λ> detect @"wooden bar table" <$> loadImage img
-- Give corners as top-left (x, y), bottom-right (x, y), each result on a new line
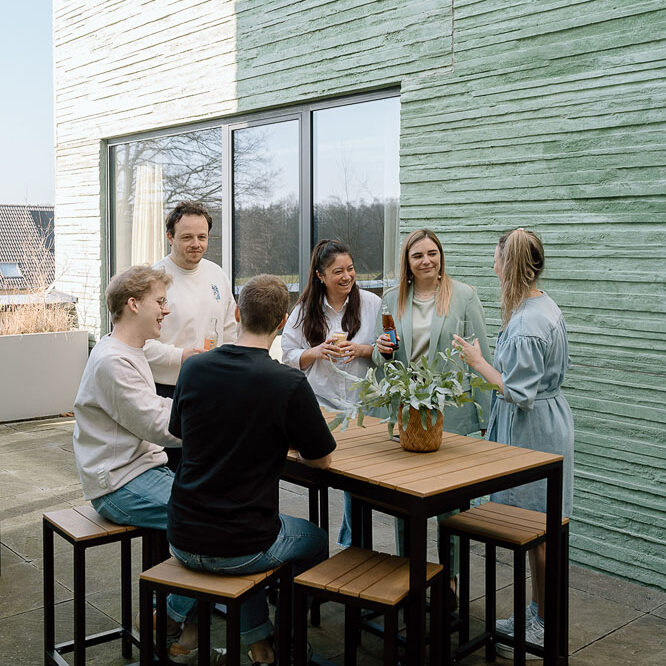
top-left (283, 413), bottom-right (566, 665)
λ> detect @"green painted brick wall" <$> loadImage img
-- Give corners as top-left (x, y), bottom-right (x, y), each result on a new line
top-left (231, 0), bottom-right (666, 589)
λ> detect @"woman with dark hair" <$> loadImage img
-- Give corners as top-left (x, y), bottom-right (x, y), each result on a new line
top-left (282, 239), bottom-right (382, 545)
top-left (453, 228), bottom-right (574, 658)
top-left (374, 228), bottom-right (493, 609)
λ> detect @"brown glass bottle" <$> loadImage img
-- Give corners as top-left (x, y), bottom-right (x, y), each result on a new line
top-left (381, 304), bottom-right (399, 359)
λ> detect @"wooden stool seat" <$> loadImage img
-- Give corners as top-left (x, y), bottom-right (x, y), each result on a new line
top-left (43, 505), bottom-right (156, 666)
top-left (44, 504), bottom-right (138, 540)
top-left (438, 502), bottom-right (569, 666)
top-left (439, 501), bottom-right (569, 545)
top-left (139, 557), bottom-right (292, 665)
top-left (141, 556), bottom-right (280, 599)
top-left (294, 547), bottom-right (443, 665)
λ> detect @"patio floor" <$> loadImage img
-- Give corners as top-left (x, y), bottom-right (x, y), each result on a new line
top-left (1, 416), bottom-right (665, 665)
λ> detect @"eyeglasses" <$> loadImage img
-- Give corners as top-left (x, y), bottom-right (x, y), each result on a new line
top-left (156, 297), bottom-right (169, 309)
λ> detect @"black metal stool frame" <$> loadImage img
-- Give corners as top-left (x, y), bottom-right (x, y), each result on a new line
top-left (439, 521), bottom-right (569, 665)
top-left (293, 567), bottom-right (444, 666)
top-left (43, 517), bottom-right (156, 666)
top-left (139, 561), bottom-right (292, 666)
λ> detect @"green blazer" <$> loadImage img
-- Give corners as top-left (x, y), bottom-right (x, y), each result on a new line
top-left (372, 279), bottom-right (493, 435)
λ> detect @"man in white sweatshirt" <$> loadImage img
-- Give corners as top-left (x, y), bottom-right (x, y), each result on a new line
top-left (144, 201), bottom-right (237, 470)
top-left (73, 265), bottom-right (217, 663)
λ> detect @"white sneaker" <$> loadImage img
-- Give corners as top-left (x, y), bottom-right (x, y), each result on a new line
top-left (168, 643), bottom-right (227, 665)
top-left (496, 615), bottom-right (544, 661)
top-left (495, 603), bottom-right (538, 635)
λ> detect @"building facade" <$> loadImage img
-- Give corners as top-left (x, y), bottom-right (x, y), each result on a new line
top-left (53, 1), bottom-right (665, 588)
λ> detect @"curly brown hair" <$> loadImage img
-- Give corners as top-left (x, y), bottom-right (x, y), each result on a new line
top-left (165, 201), bottom-right (213, 236)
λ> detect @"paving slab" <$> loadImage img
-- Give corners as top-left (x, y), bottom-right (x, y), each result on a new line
top-left (572, 612), bottom-right (666, 665)
top-left (0, 600), bottom-right (120, 666)
top-left (1, 502), bottom-right (77, 561)
top-left (1, 541), bottom-right (25, 567)
top-left (651, 602), bottom-right (666, 620)
top-left (0, 559), bottom-right (71, 619)
top-left (569, 562), bottom-right (666, 613)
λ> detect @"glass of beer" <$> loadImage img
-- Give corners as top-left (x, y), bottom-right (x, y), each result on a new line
top-left (330, 331), bottom-right (348, 363)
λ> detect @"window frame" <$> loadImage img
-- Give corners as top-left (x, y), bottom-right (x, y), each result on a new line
top-left (105, 88), bottom-right (400, 329)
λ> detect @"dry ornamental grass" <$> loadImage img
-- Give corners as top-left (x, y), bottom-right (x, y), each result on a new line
top-left (0, 223), bottom-right (77, 335)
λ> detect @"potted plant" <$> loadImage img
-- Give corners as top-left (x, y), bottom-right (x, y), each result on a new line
top-left (329, 348), bottom-right (497, 452)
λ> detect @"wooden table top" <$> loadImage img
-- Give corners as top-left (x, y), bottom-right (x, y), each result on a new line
top-left (288, 412), bottom-right (562, 499)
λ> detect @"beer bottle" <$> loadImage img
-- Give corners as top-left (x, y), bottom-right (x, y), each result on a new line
top-left (381, 302), bottom-right (399, 359)
top-left (203, 317), bottom-right (218, 351)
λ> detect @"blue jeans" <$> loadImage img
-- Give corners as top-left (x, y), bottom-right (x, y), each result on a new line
top-left (338, 492), bottom-right (374, 548)
top-left (171, 514), bottom-right (328, 646)
top-left (91, 465), bottom-right (196, 623)
top-left (337, 492), bottom-right (353, 547)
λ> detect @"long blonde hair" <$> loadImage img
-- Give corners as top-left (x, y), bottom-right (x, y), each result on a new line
top-left (396, 229), bottom-right (452, 319)
top-left (497, 228), bottom-right (544, 327)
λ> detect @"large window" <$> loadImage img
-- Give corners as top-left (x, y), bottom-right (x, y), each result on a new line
top-left (110, 128), bottom-right (223, 273)
top-left (108, 92), bottom-right (399, 305)
top-left (313, 97), bottom-right (400, 294)
top-left (232, 120), bottom-right (300, 303)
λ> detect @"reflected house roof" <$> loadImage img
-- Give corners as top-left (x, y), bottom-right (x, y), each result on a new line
top-left (0, 204), bottom-right (55, 291)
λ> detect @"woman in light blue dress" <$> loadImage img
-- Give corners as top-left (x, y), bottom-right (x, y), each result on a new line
top-left (454, 228), bottom-right (574, 656)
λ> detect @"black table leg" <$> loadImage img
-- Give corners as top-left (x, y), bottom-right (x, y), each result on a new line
top-left (43, 521), bottom-right (55, 665)
top-left (406, 507), bottom-right (427, 665)
top-left (544, 462), bottom-right (563, 665)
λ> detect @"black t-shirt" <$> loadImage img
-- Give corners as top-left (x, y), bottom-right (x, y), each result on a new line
top-left (167, 344), bottom-right (336, 557)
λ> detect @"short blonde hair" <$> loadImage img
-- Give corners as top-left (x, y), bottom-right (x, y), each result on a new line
top-left (106, 265), bottom-right (172, 323)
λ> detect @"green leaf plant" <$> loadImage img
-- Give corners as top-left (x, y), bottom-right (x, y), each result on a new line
top-left (327, 347), bottom-right (497, 436)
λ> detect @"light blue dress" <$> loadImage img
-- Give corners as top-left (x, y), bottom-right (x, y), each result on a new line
top-left (488, 292), bottom-right (574, 517)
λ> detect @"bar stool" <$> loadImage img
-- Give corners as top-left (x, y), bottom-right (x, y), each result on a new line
top-left (438, 501), bottom-right (569, 665)
top-left (42, 505), bottom-right (157, 666)
top-left (139, 557), bottom-right (292, 665)
top-left (293, 546), bottom-right (443, 666)
top-left (279, 474), bottom-right (329, 626)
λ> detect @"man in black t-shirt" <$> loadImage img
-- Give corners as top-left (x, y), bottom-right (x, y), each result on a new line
top-left (167, 274), bottom-right (336, 665)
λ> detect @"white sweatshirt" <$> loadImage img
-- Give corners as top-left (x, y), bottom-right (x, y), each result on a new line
top-left (144, 255), bottom-right (237, 385)
top-left (73, 335), bottom-right (181, 500)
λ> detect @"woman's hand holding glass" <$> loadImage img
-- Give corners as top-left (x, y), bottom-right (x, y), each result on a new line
top-left (452, 333), bottom-right (483, 370)
top-left (312, 337), bottom-right (346, 363)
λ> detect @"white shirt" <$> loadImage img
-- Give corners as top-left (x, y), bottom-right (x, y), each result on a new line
top-left (144, 255), bottom-right (237, 385)
top-left (281, 289), bottom-right (382, 409)
top-left (73, 335), bottom-right (180, 500)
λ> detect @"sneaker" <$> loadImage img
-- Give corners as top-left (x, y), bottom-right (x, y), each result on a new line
top-left (496, 615), bottom-right (544, 661)
top-left (168, 643), bottom-right (227, 665)
top-left (133, 609), bottom-right (181, 648)
top-left (495, 604), bottom-right (538, 635)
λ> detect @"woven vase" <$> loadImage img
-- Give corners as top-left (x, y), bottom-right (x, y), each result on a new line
top-left (397, 406), bottom-right (443, 452)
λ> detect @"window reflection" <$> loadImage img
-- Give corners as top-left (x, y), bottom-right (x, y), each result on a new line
top-left (111, 128), bottom-right (223, 273)
top-left (232, 120), bottom-right (300, 304)
top-left (313, 97), bottom-right (400, 295)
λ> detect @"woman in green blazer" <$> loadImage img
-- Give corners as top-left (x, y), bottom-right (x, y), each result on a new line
top-left (374, 229), bottom-right (492, 432)
top-left (374, 228), bottom-right (493, 608)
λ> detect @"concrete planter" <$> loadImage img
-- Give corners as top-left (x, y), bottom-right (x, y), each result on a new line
top-left (0, 329), bottom-right (89, 422)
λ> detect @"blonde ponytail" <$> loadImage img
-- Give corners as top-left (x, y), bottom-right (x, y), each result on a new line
top-left (498, 228), bottom-right (544, 327)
